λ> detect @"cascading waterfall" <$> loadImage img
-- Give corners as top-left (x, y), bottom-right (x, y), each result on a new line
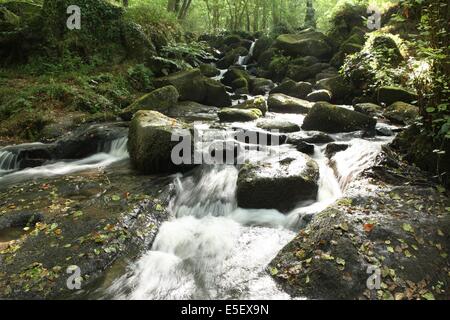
top-left (0, 150), bottom-right (18, 175)
top-left (0, 137), bottom-right (129, 186)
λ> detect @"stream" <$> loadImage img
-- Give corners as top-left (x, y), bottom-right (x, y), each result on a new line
top-left (0, 44), bottom-right (395, 300)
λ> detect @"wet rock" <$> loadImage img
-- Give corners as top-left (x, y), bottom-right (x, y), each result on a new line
top-left (237, 154), bottom-right (320, 212)
top-left (270, 80), bottom-right (313, 99)
top-left (2, 143), bottom-right (54, 169)
top-left (203, 78), bottom-right (232, 107)
top-left (128, 111), bottom-right (193, 174)
top-left (377, 87), bottom-right (418, 106)
top-left (218, 108), bottom-right (262, 123)
top-left (234, 96), bottom-right (268, 116)
top-left (354, 103), bottom-right (383, 116)
top-left (275, 31), bottom-right (333, 59)
top-left (217, 46), bottom-right (248, 69)
top-left (306, 90), bottom-right (332, 102)
top-left (168, 101), bottom-right (219, 122)
top-left (270, 150), bottom-right (450, 299)
top-left (325, 143), bottom-right (349, 158)
top-left (257, 119), bottom-right (301, 133)
top-left (0, 211), bottom-right (43, 230)
top-left (383, 102), bottom-right (419, 125)
top-left (302, 102), bottom-right (377, 133)
top-left (288, 132), bottom-right (335, 146)
top-left (253, 36), bottom-right (273, 61)
top-left (55, 123), bottom-right (128, 159)
top-left (120, 85), bottom-right (179, 121)
top-left (249, 77), bottom-right (275, 95)
top-left (292, 141), bottom-right (315, 155)
top-left (268, 94), bottom-right (313, 114)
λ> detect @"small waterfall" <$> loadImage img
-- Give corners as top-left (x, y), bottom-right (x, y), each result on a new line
top-left (243, 41), bottom-right (256, 65)
top-left (0, 150), bottom-right (18, 171)
top-left (103, 137), bottom-right (129, 158)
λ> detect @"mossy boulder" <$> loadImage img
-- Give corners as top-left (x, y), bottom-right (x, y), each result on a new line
top-left (275, 31), bottom-right (333, 58)
top-left (249, 77), bottom-right (275, 95)
top-left (218, 108), bottom-right (262, 122)
top-left (286, 63), bottom-right (330, 82)
top-left (354, 103), bottom-right (383, 116)
top-left (258, 48), bottom-right (277, 70)
top-left (199, 64), bottom-right (220, 77)
top-left (168, 101), bottom-right (219, 122)
top-left (302, 102), bottom-right (377, 133)
top-left (222, 67), bottom-right (250, 87)
top-left (236, 154), bottom-right (320, 212)
top-left (306, 90), bottom-right (332, 102)
top-left (128, 110), bottom-right (193, 174)
top-left (235, 96), bottom-right (268, 115)
top-left (383, 102), bottom-right (419, 125)
top-left (154, 69), bottom-right (231, 107)
top-left (268, 94), bottom-right (313, 114)
top-left (270, 80), bottom-right (313, 99)
top-left (377, 87), bottom-right (417, 106)
top-left (120, 85), bottom-right (179, 121)
top-left (253, 36), bottom-right (274, 61)
top-left (316, 75), bottom-right (354, 104)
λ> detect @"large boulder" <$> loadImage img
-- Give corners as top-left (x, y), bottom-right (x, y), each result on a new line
top-left (383, 102), bottom-right (419, 125)
top-left (199, 64), bottom-right (220, 77)
top-left (253, 36), bottom-right (274, 61)
top-left (306, 90), bottom-right (332, 102)
top-left (120, 85), bottom-right (179, 121)
top-left (249, 77), bottom-right (275, 95)
top-left (354, 103), bottom-right (383, 117)
top-left (275, 31), bottom-right (333, 58)
top-left (218, 108), bottom-right (262, 122)
top-left (236, 154), bottom-right (320, 212)
top-left (377, 87), bottom-right (418, 106)
top-left (286, 63), bottom-right (330, 82)
top-left (302, 102), bottom-right (377, 133)
top-left (216, 46), bottom-right (248, 69)
top-left (316, 75), bottom-right (353, 104)
top-left (270, 80), bottom-right (313, 99)
top-left (154, 69), bottom-right (231, 107)
top-left (128, 111), bottom-right (193, 174)
top-left (268, 94), bottom-right (313, 114)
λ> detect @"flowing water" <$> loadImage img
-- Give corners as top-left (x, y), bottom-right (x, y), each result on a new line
top-left (0, 137), bottom-right (129, 187)
top-left (102, 113), bottom-right (393, 300)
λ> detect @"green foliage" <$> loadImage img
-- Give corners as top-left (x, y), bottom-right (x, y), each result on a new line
top-left (127, 64), bottom-right (154, 91)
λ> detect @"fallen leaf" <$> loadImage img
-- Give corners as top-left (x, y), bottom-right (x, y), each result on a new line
top-left (364, 223), bottom-right (375, 233)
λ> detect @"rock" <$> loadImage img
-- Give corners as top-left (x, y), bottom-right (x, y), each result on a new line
top-left (203, 78), bottom-right (232, 107)
top-left (316, 75), bottom-right (353, 103)
top-left (293, 141), bottom-right (315, 155)
top-left (1, 143), bottom-right (54, 169)
top-left (223, 34), bottom-right (242, 46)
top-left (275, 31), bottom-right (333, 58)
top-left (268, 94), bottom-right (313, 114)
top-left (154, 69), bottom-right (205, 102)
top-left (120, 85), bottom-right (179, 121)
top-left (249, 77), bottom-right (275, 95)
top-left (354, 103), bottom-right (383, 116)
top-left (234, 96), bottom-right (268, 115)
top-left (377, 86), bottom-right (418, 106)
top-left (217, 46), bottom-right (248, 69)
top-left (253, 36), bottom-right (273, 61)
top-left (154, 69), bottom-right (231, 107)
top-left (200, 64), bottom-right (220, 77)
top-left (286, 63), bottom-right (330, 82)
top-left (257, 119), bottom-right (301, 133)
top-left (270, 80), bottom-right (313, 99)
top-left (222, 67), bottom-right (250, 87)
top-left (288, 132), bottom-right (335, 145)
top-left (325, 143), bottom-right (349, 158)
top-left (269, 154), bottom-right (450, 299)
top-left (168, 101), bottom-right (219, 122)
top-left (302, 102), bottom-right (377, 133)
top-left (55, 123), bottom-right (128, 159)
top-left (128, 111), bottom-right (193, 174)
top-left (383, 102), bottom-right (419, 125)
top-left (218, 108), bottom-right (262, 122)
top-left (236, 154), bottom-right (320, 212)
top-left (306, 90), bottom-right (332, 102)
top-left (258, 48), bottom-right (277, 69)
